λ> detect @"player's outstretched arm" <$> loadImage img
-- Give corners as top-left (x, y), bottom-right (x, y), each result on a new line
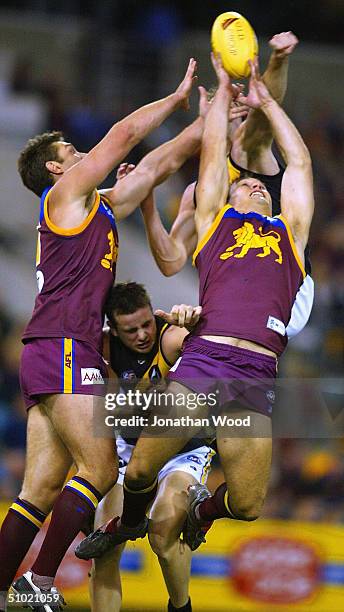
top-left (195, 53), bottom-right (232, 242)
top-left (141, 182), bottom-right (197, 276)
top-left (242, 59), bottom-right (314, 253)
top-left (50, 59), bottom-right (197, 207)
top-left (103, 115), bottom-right (204, 221)
top-left (231, 32), bottom-right (298, 174)
top-left (102, 85), bottom-right (210, 222)
top-left (138, 87), bottom-right (211, 273)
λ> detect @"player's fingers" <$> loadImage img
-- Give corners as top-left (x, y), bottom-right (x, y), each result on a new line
top-left (154, 309), bottom-right (171, 322)
top-left (184, 305), bottom-right (195, 325)
top-left (198, 85), bottom-right (208, 99)
top-left (230, 108), bottom-right (248, 120)
top-left (186, 57), bottom-right (197, 78)
top-left (170, 305), bottom-right (184, 325)
top-left (211, 51), bottom-right (220, 71)
top-left (116, 163), bottom-right (128, 178)
top-left (190, 305), bottom-right (202, 324)
top-left (173, 304), bottom-right (186, 327)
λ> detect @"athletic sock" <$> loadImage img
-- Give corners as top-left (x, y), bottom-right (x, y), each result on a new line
top-left (0, 497), bottom-right (46, 592)
top-left (197, 483), bottom-right (237, 521)
top-left (31, 476), bottom-right (102, 579)
top-left (122, 478), bottom-right (158, 527)
top-left (168, 597), bottom-right (192, 611)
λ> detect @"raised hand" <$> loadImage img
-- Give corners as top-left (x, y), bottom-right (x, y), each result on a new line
top-left (269, 31), bottom-right (299, 59)
top-left (211, 52), bottom-right (232, 90)
top-left (198, 86), bottom-right (211, 120)
top-left (240, 58), bottom-right (272, 109)
top-left (116, 162), bottom-right (136, 181)
top-left (175, 58), bottom-right (198, 111)
top-left (229, 98), bottom-right (249, 122)
top-left (155, 304), bottom-right (202, 330)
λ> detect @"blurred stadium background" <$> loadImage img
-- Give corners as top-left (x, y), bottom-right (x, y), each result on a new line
top-left (0, 1), bottom-right (343, 610)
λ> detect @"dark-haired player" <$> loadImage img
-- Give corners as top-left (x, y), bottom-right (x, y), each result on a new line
top-left (0, 60), bottom-right (206, 611)
top-left (78, 52), bottom-right (314, 553)
top-left (87, 283), bottom-right (213, 612)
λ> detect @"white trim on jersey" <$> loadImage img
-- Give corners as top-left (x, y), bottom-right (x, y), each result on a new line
top-left (286, 274), bottom-right (314, 339)
top-left (116, 435), bottom-right (215, 491)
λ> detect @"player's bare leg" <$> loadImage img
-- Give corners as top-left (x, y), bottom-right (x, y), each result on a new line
top-left (0, 404), bottom-right (72, 609)
top-left (13, 394), bottom-right (118, 603)
top-left (44, 394), bottom-right (118, 493)
top-left (185, 407), bottom-right (272, 550)
top-left (149, 471), bottom-right (195, 611)
top-left (21, 404), bottom-right (73, 512)
top-left (216, 410), bottom-right (272, 520)
top-left (76, 381), bottom-right (207, 557)
top-left (90, 484), bottom-right (125, 612)
top-left (120, 381), bottom-right (208, 533)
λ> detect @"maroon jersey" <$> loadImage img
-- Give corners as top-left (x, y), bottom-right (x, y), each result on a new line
top-left (192, 205), bottom-right (305, 356)
top-left (23, 187), bottom-right (118, 353)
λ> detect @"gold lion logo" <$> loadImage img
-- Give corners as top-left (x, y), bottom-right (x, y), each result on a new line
top-left (220, 221), bottom-right (282, 264)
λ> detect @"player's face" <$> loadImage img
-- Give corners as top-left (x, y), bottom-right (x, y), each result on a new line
top-left (112, 306), bottom-right (157, 353)
top-left (55, 141), bottom-right (85, 171)
top-left (230, 178), bottom-right (272, 213)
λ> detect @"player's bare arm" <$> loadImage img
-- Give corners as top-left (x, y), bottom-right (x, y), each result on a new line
top-left (155, 304), bottom-right (202, 363)
top-left (141, 183), bottom-right (197, 276)
top-left (100, 115), bottom-right (204, 221)
top-left (100, 84), bottom-right (209, 221)
top-left (141, 91), bottom-right (248, 276)
top-left (47, 59), bottom-right (198, 227)
top-left (231, 31), bottom-right (298, 174)
top-left (243, 59), bottom-right (314, 257)
top-left (102, 330), bottom-right (119, 384)
top-left (195, 53), bottom-right (233, 241)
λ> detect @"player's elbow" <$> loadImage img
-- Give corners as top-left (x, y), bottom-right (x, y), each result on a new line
top-left (158, 260), bottom-right (182, 277)
top-left (115, 121), bottom-right (139, 150)
top-left (287, 145), bottom-right (312, 169)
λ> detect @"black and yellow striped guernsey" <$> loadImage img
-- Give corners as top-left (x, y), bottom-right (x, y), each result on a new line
top-left (109, 316), bottom-right (172, 384)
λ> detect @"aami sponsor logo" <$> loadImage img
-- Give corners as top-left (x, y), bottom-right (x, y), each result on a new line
top-left (231, 536), bottom-right (320, 604)
top-left (81, 368), bottom-right (104, 385)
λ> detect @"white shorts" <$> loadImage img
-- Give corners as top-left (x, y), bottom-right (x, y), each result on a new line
top-left (116, 436), bottom-right (215, 487)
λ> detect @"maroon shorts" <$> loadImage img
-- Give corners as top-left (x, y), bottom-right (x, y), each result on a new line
top-left (167, 336), bottom-right (277, 417)
top-left (20, 338), bottom-right (108, 410)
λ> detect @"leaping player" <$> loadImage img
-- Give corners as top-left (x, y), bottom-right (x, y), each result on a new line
top-left (78, 52), bottom-right (314, 555)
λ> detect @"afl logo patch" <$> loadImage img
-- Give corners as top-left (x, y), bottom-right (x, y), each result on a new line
top-left (266, 390), bottom-right (275, 404)
top-left (121, 370), bottom-right (137, 381)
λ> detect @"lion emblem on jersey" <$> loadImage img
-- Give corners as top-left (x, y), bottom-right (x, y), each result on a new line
top-left (220, 222), bottom-right (282, 264)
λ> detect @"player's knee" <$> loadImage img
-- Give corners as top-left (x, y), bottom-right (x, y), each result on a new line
top-left (98, 464), bottom-right (119, 495)
top-left (231, 496), bottom-right (264, 522)
top-left (148, 531), bottom-right (173, 560)
top-left (20, 480), bottom-right (63, 514)
top-left (80, 464), bottom-right (119, 497)
top-left (125, 458), bottom-right (151, 488)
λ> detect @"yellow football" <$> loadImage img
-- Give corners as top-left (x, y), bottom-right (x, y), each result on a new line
top-left (211, 11), bottom-right (258, 79)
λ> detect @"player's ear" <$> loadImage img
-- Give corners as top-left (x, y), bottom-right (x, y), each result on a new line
top-left (109, 323), bottom-right (118, 337)
top-left (46, 160), bottom-right (64, 176)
